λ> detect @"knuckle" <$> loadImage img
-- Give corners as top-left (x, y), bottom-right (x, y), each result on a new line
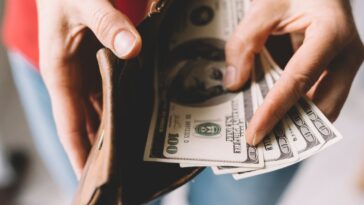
top-left (348, 38), bottom-right (364, 70)
top-left (225, 39), bottom-right (240, 53)
top-left (359, 47), bottom-right (364, 65)
top-left (359, 42), bottom-right (364, 55)
top-left (316, 9), bottom-right (356, 46)
top-left (91, 8), bottom-right (120, 41)
top-left (327, 111), bottom-right (339, 122)
top-left (226, 34), bottom-right (252, 54)
top-left (289, 72), bottom-right (313, 98)
top-left (322, 106), bottom-right (340, 122)
top-left (234, 34), bottom-right (259, 53)
top-left (315, 97), bottom-right (343, 122)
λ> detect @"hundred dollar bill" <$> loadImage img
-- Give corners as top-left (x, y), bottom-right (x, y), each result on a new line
top-left (234, 50), bottom-right (343, 180)
top-left (261, 49), bottom-right (343, 150)
top-left (218, 56), bottom-right (298, 176)
top-left (259, 54), bottom-right (326, 159)
top-left (212, 80), bottom-right (264, 174)
top-left (252, 57), bottom-right (299, 166)
top-left (297, 99), bottom-right (343, 149)
top-left (213, 55), bottom-right (284, 175)
top-left (232, 59), bottom-right (298, 179)
top-left (215, 53), bottom-right (307, 175)
top-left (232, 75), bottom-right (297, 179)
top-left (284, 107), bottom-right (325, 158)
top-left (144, 0), bottom-right (263, 167)
top-left (233, 160), bottom-right (296, 180)
top-left (183, 82), bottom-right (265, 170)
top-left (179, 163), bottom-right (206, 168)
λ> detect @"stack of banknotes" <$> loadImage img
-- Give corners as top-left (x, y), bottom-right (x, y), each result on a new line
top-left (143, 0), bottom-right (342, 180)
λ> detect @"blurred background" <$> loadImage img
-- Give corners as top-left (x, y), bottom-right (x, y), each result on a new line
top-left (0, 0), bottom-right (65, 204)
top-left (0, 0), bottom-right (363, 205)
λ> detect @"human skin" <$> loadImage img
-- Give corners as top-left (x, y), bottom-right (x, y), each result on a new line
top-left (36, 0), bottom-right (143, 177)
top-left (36, 0), bottom-right (364, 177)
top-left (223, 0), bottom-right (364, 146)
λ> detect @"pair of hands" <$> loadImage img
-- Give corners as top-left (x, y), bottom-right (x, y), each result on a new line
top-left (36, 0), bottom-right (364, 177)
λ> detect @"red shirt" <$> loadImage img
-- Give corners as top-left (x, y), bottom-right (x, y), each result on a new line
top-left (2, 0), bottom-right (148, 70)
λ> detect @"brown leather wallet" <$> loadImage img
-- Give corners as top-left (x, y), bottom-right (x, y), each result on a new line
top-left (72, 1), bottom-right (204, 205)
top-left (72, 0), bottom-right (294, 204)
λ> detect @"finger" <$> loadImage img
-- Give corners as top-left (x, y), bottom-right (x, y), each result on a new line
top-left (307, 70), bottom-right (350, 122)
top-left (307, 37), bottom-right (364, 121)
top-left (224, 1), bottom-right (287, 90)
top-left (80, 0), bottom-right (142, 59)
top-left (37, 7), bottom-right (91, 177)
top-left (48, 87), bottom-right (91, 178)
top-left (290, 33), bottom-right (304, 52)
top-left (246, 24), bottom-right (340, 146)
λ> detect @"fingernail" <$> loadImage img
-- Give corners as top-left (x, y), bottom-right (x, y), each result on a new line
top-left (224, 66), bottom-right (237, 88)
top-left (114, 30), bottom-right (137, 57)
top-left (247, 131), bottom-right (263, 146)
top-left (246, 134), bottom-right (256, 146)
top-left (252, 135), bottom-right (257, 146)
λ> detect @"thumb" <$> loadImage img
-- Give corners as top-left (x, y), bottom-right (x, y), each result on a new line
top-left (81, 0), bottom-right (142, 59)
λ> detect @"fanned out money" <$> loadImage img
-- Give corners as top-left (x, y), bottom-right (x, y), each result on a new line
top-left (143, 0), bottom-right (343, 180)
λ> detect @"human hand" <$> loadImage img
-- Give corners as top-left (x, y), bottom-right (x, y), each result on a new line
top-left (224, 0), bottom-right (364, 145)
top-left (36, 0), bottom-right (143, 177)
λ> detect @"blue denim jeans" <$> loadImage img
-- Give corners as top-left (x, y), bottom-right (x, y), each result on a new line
top-left (8, 52), bottom-right (77, 199)
top-left (8, 51), bottom-right (299, 205)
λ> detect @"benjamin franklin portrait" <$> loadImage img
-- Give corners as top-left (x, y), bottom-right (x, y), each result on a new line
top-left (163, 38), bottom-right (236, 106)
